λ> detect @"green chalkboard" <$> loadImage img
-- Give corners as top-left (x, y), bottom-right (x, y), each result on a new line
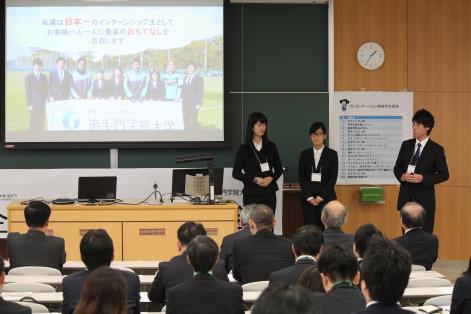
top-left (1, 3), bottom-right (329, 182)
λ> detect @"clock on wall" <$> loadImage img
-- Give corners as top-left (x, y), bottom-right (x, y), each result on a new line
top-left (357, 42), bottom-right (385, 70)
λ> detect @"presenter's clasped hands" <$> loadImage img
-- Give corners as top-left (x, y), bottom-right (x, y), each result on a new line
top-left (401, 172), bottom-right (423, 183)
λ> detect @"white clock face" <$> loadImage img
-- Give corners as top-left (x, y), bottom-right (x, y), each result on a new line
top-left (357, 42), bottom-right (385, 70)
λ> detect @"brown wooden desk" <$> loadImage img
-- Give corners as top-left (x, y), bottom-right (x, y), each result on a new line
top-left (7, 202), bottom-right (238, 261)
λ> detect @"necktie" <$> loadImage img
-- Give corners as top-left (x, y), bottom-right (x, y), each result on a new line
top-left (411, 143), bottom-right (421, 165)
top-left (59, 71), bottom-right (63, 81)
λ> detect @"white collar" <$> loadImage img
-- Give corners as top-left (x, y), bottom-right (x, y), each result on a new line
top-left (366, 301), bottom-right (379, 308)
top-left (296, 255), bottom-right (316, 263)
top-left (415, 137), bottom-right (429, 147)
top-left (253, 140), bottom-right (262, 151)
top-left (313, 145), bottom-right (325, 153)
top-left (404, 227), bottom-right (421, 234)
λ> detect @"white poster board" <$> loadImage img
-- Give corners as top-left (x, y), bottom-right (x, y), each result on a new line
top-left (330, 92), bottom-right (413, 185)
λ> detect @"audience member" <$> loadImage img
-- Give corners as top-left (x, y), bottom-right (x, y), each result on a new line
top-left (298, 265), bottom-right (324, 293)
top-left (393, 202), bottom-right (438, 270)
top-left (321, 200), bottom-right (354, 250)
top-left (450, 256), bottom-right (471, 314)
top-left (148, 222), bottom-right (228, 306)
top-left (317, 245), bottom-right (365, 314)
top-left (0, 258), bottom-right (31, 313)
top-left (355, 238), bottom-right (414, 313)
top-left (232, 204), bottom-right (294, 284)
top-left (354, 224), bottom-right (383, 265)
top-left (220, 204), bottom-right (254, 272)
top-left (251, 283), bottom-right (320, 314)
top-left (62, 229), bottom-right (140, 314)
top-left (74, 266), bottom-right (127, 314)
top-left (7, 201), bottom-right (66, 270)
top-left (270, 225), bottom-right (323, 285)
top-left (166, 236), bottom-right (244, 314)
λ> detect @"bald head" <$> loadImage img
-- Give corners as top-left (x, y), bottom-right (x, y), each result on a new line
top-left (400, 202), bottom-right (426, 229)
top-left (321, 201), bottom-right (348, 229)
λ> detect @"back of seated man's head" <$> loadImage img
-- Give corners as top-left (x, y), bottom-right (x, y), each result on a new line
top-left (354, 224), bottom-right (383, 259)
top-left (400, 202), bottom-right (426, 229)
top-left (177, 222), bottom-right (207, 246)
top-left (186, 236), bottom-right (219, 273)
top-left (321, 201), bottom-right (348, 229)
top-left (361, 238), bottom-right (412, 304)
top-left (292, 225), bottom-right (323, 258)
top-left (248, 204), bottom-right (275, 234)
top-left (318, 245), bottom-right (359, 292)
top-left (80, 229), bottom-right (114, 271)
top-left (24, 201), bottom-right (51, 229)
top-left (240, 204), bottom-right (255, 227)
top-left (252, 283), bottom-right (320, 314)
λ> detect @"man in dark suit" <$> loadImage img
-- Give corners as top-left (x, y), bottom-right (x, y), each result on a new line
top-left (353, 224), bottom-right (383, 266)
top-left (321, 200), bottom-right (354, 250)
top-left (166, 236), bottom-right (244, 314)
top-left (181, 62), bottom-right (204, 129)
top-left (91, 69), bottom-right (107, 99)
top-left (24, 58), bottom-right (48, 131)
top-left (394, 109), bottom-right (449, 233)
top-left (317, 245), bottom-right (365, 314)
top-left (269, 225), bottom-right (323, 285)
top-left (232, 204), bottom-right (294, 284)
top-left (62, 229), bottom-right (140, 314)
top-left (0, 258), bottom-right (31, 313)
top-left (148, 222), bottom-right (228, 307)
top-left (393, 202), bottom-right (438, 270)
top-left (220, 204), bottom-right (254, 273)
top-left (355, 238), bottom-right (414, 314)
top-left (48, 56), bottom-right (72, 101)
top-left (7, 201), bottom-right (66, 270)
top-left (298, 122), bottom-right (338, 229)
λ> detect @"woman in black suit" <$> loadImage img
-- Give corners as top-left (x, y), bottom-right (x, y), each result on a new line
top-left (232, 112), bottom-right (283, 212)
top-left (451, 257), bottom-right (471, 314)
top-left (298, 122), bottom-right (338, 228)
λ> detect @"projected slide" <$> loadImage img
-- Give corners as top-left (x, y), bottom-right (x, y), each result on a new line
top-left (5, 1), bottom-right (224, 143)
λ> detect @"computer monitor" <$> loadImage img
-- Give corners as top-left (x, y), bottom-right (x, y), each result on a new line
top-left (78, 176), bottom-right (117, 201)
top-left (172, 168), bottom-right (223, 197)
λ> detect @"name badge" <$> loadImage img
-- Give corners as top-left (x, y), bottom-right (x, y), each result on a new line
top-left (260, 162), bottom-right (270, 172)
top-left (407, 165), bottom-right (416, 174)
top-left (311, 173), bottom-right (322, 182)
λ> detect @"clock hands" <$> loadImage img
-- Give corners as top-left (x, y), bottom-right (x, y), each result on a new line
top-left (364, 50), bottom-right (378, 67)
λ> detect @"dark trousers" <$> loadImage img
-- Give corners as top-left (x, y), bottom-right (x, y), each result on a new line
top-left (302, 202), bottom-right (325, 231)
top-left (29, 105), bottom-right (45, 131)
top-left (183, 101), bottom-right (199, 129)
top-left (243, 193), bottom-right (277, 213)
top-left (423, 208), bottom-right (435, 234)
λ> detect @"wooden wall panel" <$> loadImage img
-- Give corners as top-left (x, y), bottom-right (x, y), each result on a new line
top-left (408, 0), bottom-right (471, 91)
top-left (334, 0), bottom-right (407, 91)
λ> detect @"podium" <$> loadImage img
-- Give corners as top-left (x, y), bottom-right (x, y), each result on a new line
top-left (7, 202), bottom-right (238, 261)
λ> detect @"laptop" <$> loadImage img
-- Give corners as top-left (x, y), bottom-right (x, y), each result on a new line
top-left (78, 176), bottom-right (117, 202)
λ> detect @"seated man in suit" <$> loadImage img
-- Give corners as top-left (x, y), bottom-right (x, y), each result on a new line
top-left (167, 236), bottom-right (244, 314)
top-left (321, 200), bottom-right (354, 250)
top-left (7, 201), bottom-right (66, 270)
top-left (148, 222), bottom-right (228, 306)
top-left (62, 229), bottom-right (140, 314)
top-left (0, 258), bottom-right (31, 313)
top-left (355, 238), bottom-right (414, 314)
top-left (220, 204), bottom-right (254, 273)
top-left (317, 245), bottom-right (365, 314)
top-left (393, 202), bottom-right (439, 270)
top-left (232, 204), bottom-right (294, 284)
top-left (269, 225), bottom-right (323, 285)
top-left (353, 224), bottom-right (383, 266)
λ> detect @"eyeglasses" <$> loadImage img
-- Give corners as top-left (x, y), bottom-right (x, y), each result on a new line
top-left (311, 132), bottom-right (325, 137)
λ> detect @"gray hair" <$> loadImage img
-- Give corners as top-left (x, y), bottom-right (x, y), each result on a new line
top-left (400, 202), bottom-right (426, 228)
top-left (321, 200), bottom-right (348, 229)
top-left (240, 204), bottom-right (255, 226)
top-left (249, 204), bottom-right (274, 230)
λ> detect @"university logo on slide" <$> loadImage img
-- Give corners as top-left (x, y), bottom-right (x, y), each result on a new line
top-left (62, 111), bottom-right (81, 130)
top-left (339, 99), bottom-right (350, 111)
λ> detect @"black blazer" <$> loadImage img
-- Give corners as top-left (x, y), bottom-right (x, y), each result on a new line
top-left (393, 228), bottom-right (438, 270)
top-left (181, 75), bottom-right (204, 107)
top-left (323, 228), bottom-right (354, 251)
top-left (7, 230), bottom-right (66, 271)
top-left (48, 70), bottom-right (72, 100)
top-left (232, 141), bottom-right (283, 196)
top-left (107, 77), bottom-right (126, 99)
top-left (354, 303), bottom-right (415, 314)
top-left (269, 258), bottom-right (317, 285)
top-left (394, 138), bottom-right (449, 211)
top-left (62, 268), bottom-right (140, 314)
top-left (298, 146), bottom-right (338, 205)
top-left (450, 274), bottom-right (471, 314)
top-left (166, 273), bottom-right (244, 314)
top-left (24, 73), bottom-right (48, 108)
top-left (91, 80), bottom-right (107, 98)
top-left (0, 297), bottom-right (32, 314)
top-left (148, 252), bottom-right (228, 304)
top-left (220, 226), bottom-right (252, 272)
top-left (232, 229), bottom-right (294, 284)
top-left (146, 80), bottom-right (165, 100)
top-left (317, 284), bottom-right (366, 314)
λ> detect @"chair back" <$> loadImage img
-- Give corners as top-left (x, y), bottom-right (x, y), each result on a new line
top-left (242, 280), bottom-right (270, 292)
top-left (9, 266), bottom-right (62, 276)
top-left (16, 301), bottom-right (49, 313)
top-left (411, 264), bottom-right (427, 272)
top-left (408, 277), bottom-right (452, 287)
top-left (3, 282), bottom-right (56, 293)
top-left (424, 295), bottom-right (452, 306)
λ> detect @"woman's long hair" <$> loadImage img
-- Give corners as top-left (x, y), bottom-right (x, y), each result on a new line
top-left (74, 266), bottom-right (127, 314)
top-left (244, 112), bottom-right (269, 145)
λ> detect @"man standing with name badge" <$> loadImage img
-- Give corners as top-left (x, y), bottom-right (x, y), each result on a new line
top-left (394, 109), bottom-right (449, 233)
